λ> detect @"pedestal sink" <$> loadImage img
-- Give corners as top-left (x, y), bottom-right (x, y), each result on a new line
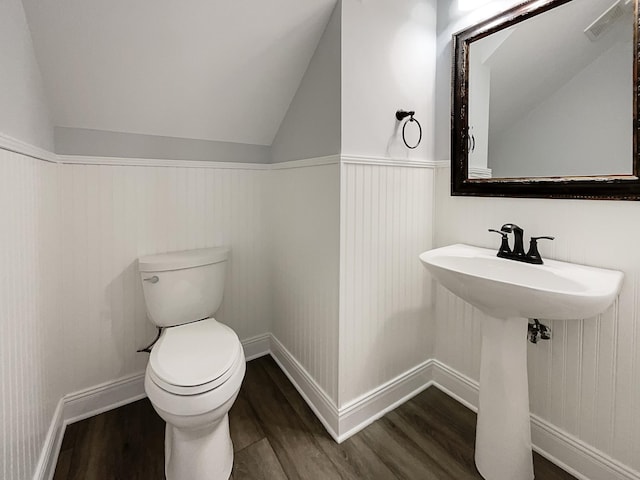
top-left (419, 244), bottom-right (623, 480)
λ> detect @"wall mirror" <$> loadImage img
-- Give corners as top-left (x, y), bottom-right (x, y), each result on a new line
top-left (452, 0), bottom-right (640, 199)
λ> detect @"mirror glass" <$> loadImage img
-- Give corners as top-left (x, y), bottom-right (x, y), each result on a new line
top-left (452, 0), bottom-right (640, 200)
top-left (468, 0), bottom-right (634, 179)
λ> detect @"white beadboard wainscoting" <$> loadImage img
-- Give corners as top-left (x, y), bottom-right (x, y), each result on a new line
top-left (0, 149), bottom-right (63, 480)
top-left (338, 157), bottom-right (436, 406)
top-left (434, 166), bottom-right (640, 479)
top-left (5, 141), bottom-right (640, 480)
top-left (59, 159), bottom-right (272, 396)
top-left (269, 156), bottom-right (341, 403)
top-left (267, 154), bottom-right (438, 439)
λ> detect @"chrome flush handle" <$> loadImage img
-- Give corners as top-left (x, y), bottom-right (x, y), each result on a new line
top-left (143, 276), bottom-right (159, 284)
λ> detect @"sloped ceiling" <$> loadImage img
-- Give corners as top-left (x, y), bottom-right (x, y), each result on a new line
top-left (21, 0), bottom-right (337, 146)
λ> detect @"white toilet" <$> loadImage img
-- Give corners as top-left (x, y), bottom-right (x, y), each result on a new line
top-left (138, 247), bottom-right (245, 480)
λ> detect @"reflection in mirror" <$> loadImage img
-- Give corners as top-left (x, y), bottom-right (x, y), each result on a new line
top-left (452, 0), bottom-right (640, 200)
top-left (468, 0), bottom-right (634, 179)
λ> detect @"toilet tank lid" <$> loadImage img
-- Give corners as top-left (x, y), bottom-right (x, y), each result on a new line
top-left (138, 247), bottom-right (230, 272)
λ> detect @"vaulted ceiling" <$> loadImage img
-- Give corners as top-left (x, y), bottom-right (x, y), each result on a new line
top-left (21, 0), bottom-right (337, 146)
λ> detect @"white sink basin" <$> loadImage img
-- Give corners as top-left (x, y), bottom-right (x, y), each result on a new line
top-left (419, 244), bottom-right (623, 320)
top-left (419, 244), bottom-right (623, 480)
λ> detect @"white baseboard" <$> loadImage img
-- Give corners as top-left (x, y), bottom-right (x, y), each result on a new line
top-left (431, 359), bottom-right (479, 412)
top-left (269, 335), bottom-right (341, 439)
top-left (430, 360), bottom-right (640, 480)
top-left (33, 336), bottom-right (640, 480)
top-left (269, 334), bottom-right (435, 443)
top-left (242, 333), bottom-right (271, 361)
top-left (31, 372), bottom-right (147, 480)
top-left (336, 360), bottom-right (434, 442)
top-left (32, 399), bottom-right (65, 480)
top-left (531, 415), bottom-right (640, 480)
top-left (63, 372), bottom-right (147, 425)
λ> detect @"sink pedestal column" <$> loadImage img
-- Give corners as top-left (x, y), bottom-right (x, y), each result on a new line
top-left (475, 316), bottom-right (533, 480)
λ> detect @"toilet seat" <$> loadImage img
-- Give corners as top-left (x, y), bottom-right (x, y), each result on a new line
top-left (148, 318), bottom-right (242, 396)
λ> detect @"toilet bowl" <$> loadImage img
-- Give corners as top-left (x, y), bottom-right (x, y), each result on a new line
top-left (138, 247), bottom-right (244, 480)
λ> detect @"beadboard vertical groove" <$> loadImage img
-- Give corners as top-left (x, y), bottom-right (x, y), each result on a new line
top-left (269, 162), bottom-right (340, 403)
top-left (60, 163), bottom-right (271, 396)
top-left (339, 161), bottom-right (435, 407)
top-left (434, 166), bottom-right (640, 473)
top-left (0, 150), bottom-right (62, 480)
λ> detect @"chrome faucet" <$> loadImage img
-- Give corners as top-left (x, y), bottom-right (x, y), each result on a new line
top-left (489, 223), bottom-right (554, 264)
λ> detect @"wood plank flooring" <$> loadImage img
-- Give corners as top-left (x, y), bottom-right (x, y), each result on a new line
top-left (53, 356), bottom-right (577, 480)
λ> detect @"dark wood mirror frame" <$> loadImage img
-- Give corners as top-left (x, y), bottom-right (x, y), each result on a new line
top-left (452, 0), bottom-right (640, 200)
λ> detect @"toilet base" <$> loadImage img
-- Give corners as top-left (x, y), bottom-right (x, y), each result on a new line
top-left (165, 413), bottom-right (233, 480)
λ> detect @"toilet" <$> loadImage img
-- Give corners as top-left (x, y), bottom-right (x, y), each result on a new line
top-left (138, 247), bottom-right (245, 480)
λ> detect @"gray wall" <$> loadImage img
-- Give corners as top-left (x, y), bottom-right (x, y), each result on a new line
top-left (54, 127), bottom-right (271, 163)
top-left (271, 1), bottom-right (341, 163)
top-left (0, 0), bottom-right (53, 150)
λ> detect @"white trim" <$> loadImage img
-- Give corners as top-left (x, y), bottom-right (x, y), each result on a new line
top-left (431, 359), bottom-right (479, 412)
top-left (241, 333), bottom-right (271, 361)
top-left (32, 399), bottom-right (65, 480)
top-left (270, 154), bottom-right (341, 170)
top-left (340, 154), bottom-right (446, 169)
top-left (32, 372), bottom-right (147, 480)
top-left (269, 335), bottom-right (341, 439)
top-left (432, 160), bottom-right (451, 169)
top-left (468, 166), bottom-right (493, 178)
top-left (531, 415), bottom-right (640, 480)
top-left (63, 372), bottom-right (147, 425)
top-left (34, 342), bottom-right (639, 480)
top-left (57, 154), bottom-right (270, 170)
top-left (269, 333), bottom-right (435, 443)
top-left (0, 134), bottom-right (452, 171)
top-left (58, 153), bottom-right (341, 169)
top-left (430, 361), bottom-right (640, 480)
top-left (0, 132), bottom-right (57, 163)
top-left (336, 360), bottom-right (434, 442)
top-left (434, 159), bottom-right (451, 168)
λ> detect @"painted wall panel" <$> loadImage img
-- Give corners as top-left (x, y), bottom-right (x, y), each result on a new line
top-left (0, 150), bottom-right (62, 480)
top-left (60, 163), bottom-right (271, 394)
top-left (339, 161), bottom-right (435, 406)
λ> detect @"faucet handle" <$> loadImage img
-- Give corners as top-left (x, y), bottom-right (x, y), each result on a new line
top-left (526, 236), bottom-right (554, 264)
top-left (488, 228), bottom-right (511, 258)
top-left (531, 236), bottom-right (555, 241)
top-left (488, 228), bottom-right (508, 238)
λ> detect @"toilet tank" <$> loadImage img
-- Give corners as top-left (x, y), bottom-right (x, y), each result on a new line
top-left (138, 247), bottom-right (229, 327)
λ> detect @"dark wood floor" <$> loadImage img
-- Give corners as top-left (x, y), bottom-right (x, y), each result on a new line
top-left (53, 356), bottom-right (576, 480)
